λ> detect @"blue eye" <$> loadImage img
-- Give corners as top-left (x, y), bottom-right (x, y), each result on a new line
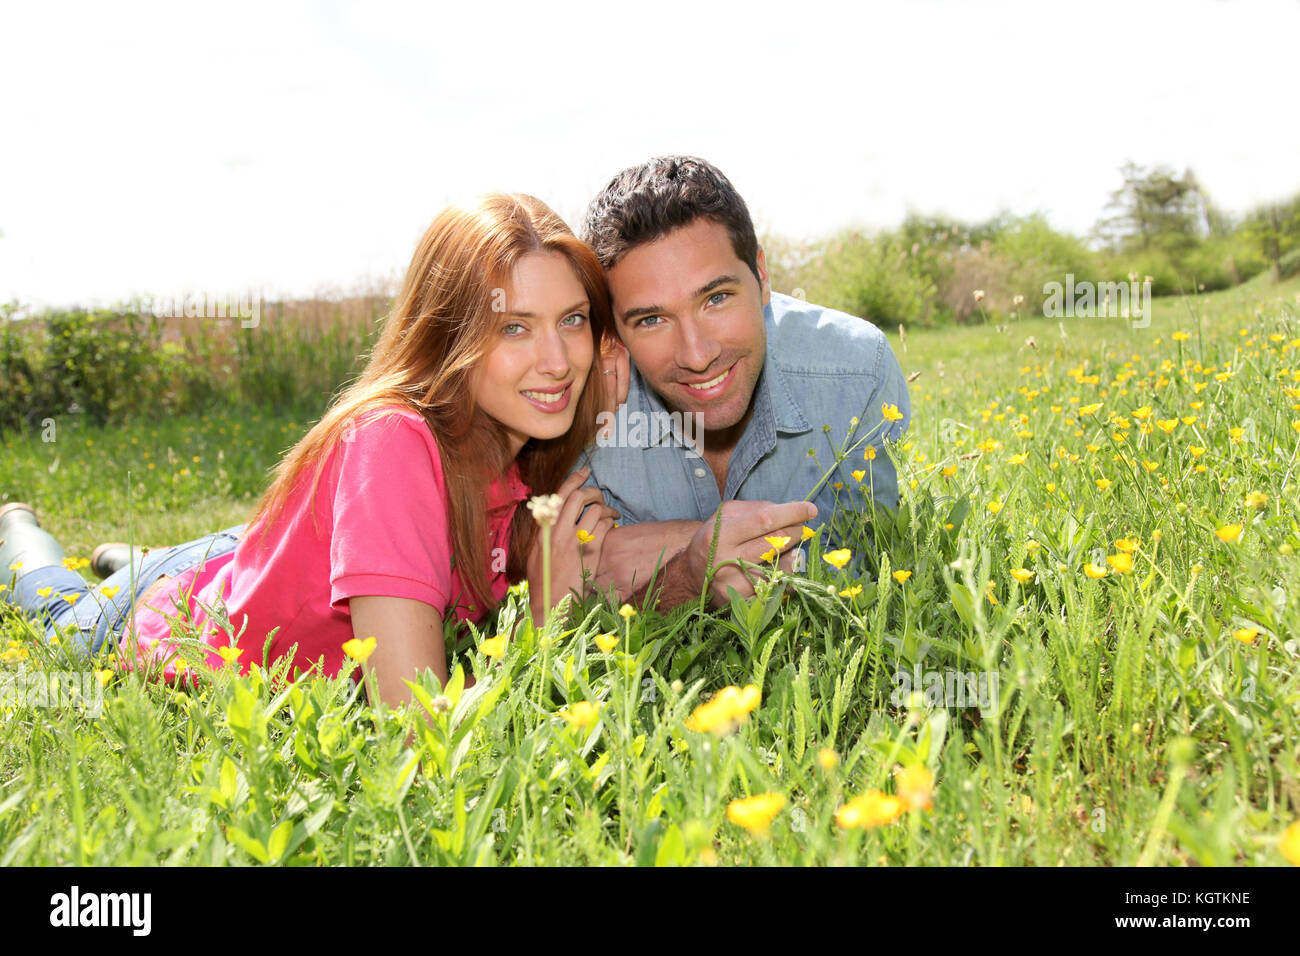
top-left (708, 291), bottom-right (730, 306)
top-left (561, 313), bottom-right (587, 327)
top-left (636, 315), bottom-right (663, 328)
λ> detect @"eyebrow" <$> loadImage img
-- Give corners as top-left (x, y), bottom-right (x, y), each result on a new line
top-left (504, 300), bottom-right (589, 319)
top-left (619, 275), bottom-right (741, 325)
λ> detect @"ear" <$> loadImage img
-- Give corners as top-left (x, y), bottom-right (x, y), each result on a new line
top-left (756, 245), bottom-right (771, 306)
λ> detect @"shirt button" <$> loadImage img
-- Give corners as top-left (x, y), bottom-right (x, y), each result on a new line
top-left (694, 467), bottom-right (707, 479)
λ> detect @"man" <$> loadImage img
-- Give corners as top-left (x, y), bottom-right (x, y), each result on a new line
top-left (579, 156), bottom-right (911, 609)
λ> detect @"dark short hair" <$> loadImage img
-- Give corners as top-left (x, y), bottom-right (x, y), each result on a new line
top-left (581, 156), bottom-right (761, 283)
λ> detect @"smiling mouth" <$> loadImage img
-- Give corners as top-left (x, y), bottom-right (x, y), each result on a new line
top-left (681, 362), bottom-right (736, 393)
top-left (521, 388), bottom-right (567, 404)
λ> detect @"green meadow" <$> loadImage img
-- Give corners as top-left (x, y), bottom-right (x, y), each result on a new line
top-left (2, 275), bottom-right (1298, 865)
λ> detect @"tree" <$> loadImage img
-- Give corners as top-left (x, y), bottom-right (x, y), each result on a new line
top-left (1096, 162), bottom-right (1208, 253)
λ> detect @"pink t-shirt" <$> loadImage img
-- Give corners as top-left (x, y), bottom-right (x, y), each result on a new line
top-left (121, 406), bottom-right (530, 681)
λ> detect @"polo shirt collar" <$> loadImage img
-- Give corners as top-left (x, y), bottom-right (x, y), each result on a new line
top-left (487, 462), bottom-right (531, 510)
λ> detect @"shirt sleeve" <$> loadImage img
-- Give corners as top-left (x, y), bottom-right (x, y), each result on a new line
top-left (572, 453), bottom-right (643, 525)
top-left (327, 411), bottom-right (454, 613)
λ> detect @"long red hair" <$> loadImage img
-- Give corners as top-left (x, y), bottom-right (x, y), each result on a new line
top-left (247, 193), bottom-right (613, 609)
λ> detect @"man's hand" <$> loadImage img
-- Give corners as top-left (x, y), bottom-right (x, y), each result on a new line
top-left (683, 499), bottom-right (818, 606)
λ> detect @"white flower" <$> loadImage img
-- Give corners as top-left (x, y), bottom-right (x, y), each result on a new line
top-left (526, 493), bottom-right (563, 527)
top-left (973, 289), bottom-right (985, 302)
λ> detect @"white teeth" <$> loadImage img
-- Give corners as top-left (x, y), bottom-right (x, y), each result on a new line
top-left (686, 369), bottom-right (730, 390)
top-left (523, 389), bottom-right (564, 403)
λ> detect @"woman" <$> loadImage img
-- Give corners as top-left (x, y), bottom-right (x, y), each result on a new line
top-left (0, 193), bottom-right (620, 708)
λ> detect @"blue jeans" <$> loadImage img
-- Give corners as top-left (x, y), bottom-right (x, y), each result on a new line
top-left (7, 524), bottom-right (247, 659)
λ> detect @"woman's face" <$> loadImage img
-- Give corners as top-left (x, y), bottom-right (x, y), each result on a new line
top-left (474, 251), bottom-right (595, 458)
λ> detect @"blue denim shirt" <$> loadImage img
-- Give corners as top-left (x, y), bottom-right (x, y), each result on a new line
top-left (578, 292), bottom-right (911, 541)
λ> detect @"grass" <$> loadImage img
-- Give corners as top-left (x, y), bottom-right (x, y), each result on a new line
top-left (1, 278), bottom-right (1299, 865)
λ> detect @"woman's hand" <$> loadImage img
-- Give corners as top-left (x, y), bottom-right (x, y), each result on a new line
top-left (596, 337), bottom-right (630, 442)
top-left (527, 466), bottom-right (619, 621)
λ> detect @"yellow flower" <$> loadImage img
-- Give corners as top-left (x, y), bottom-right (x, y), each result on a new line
top-left (1095, 478), bottom-right (1112, 491)
top-left (1131, 406), bottom-right (1152, 421)
top-left (1114, 538), bottom-right (1140, 553)
top-left (342, 636), bottom-right (376, 663)
top-left (1084, 563), bottom-right (1108, 579)
top-left (1007, 453), bottom-right (1028, 466)
top-left (61, 593), bottom-right (80, 606)
top-left (986, 500), bottom-right (1004, 515)
top-left (1078, 402), bottom-right (1104, 416)
top-left (835, 789), bottom-right (904, 829)
top-left (727, 792), bottom-right (786, 834)
top-left (0, 584), bottom-right (6, 595)
top-left (851, 469), bottom-right (867, 483)
top-left (822, 549), bottom-right (852, 570)
top-left (99, 585), bottom-right (121, 599)
top-left (1025, 540), bottom-right (1042, 554)
top-left (1044, 482), bottom-right (1056, 493)
top-left (1188, 445), bottom-right (1205, 458)
top-left (576, 529), bottom-right (594, 544)
top-left (685, 684), bottom-right (761, 734)
top-left (1244, 491), bottom-right (1268, 510)
top-left (559, 700), bottom-right (600, 727)
top-left (1280, 821), bottom-right (1300, 866)
top-left (1009, 567), bottom-right (1034, 583)
top-left (760, 548), bottom-right (776, 562)
top-left (481, 634), bottom-right (508, 658)
top-left (1155, 419), bottom-right (1178, 433)
top-left (618, 604), bottom-right (637, 621)
top-left (1233, 628), bottom-right (1258, 644)
top-left (7, 561), bottom-right (21, 571)
top-left (1214, 524), bottom-right (1243, 544)
top-left (95, 669), bottom-right (113, 686)
top-left (1142, 461), bottom-right (1159, 473)
top-left (839, 585), bottom-right (863, 598)
top-left (892, 570), bottom-right (912, 584)
top-left (1106, 553), bottom-right (1133, 574)
top-left (593, 632), bottom-right (618, 652)
top-left (863, 446), bottom-right (877, 461)
top-left (1172, 330), bottom-right (1189, 341)
top-left (764, 535), bottom-right (791, 551)
top-left (882, 403), bottom-right (904, 422)
top-left (217, 645), bottom-right (243, 665)
top-left (37, 586), bottom-right (53, 598)
top-left (894, 765), bottom-right (934, 812)
top-left (801, 525), bottom-right (816, 541)
top-left (941, 465), bottom-right (958, 478)
top-left (818, 747), bottom-right (839, 770)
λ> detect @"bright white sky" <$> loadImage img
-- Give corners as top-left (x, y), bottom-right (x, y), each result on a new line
top-left (2, 0), bottom-right (1297, 309)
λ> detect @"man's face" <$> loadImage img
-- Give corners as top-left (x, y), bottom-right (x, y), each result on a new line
top-left (605, 217), bottom-right (770, 435)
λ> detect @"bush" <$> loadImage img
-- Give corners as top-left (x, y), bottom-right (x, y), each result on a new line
top-left (805, 230), bottom-right (938, 328)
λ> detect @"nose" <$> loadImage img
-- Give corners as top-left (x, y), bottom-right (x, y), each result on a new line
top-left (535, 327), bottom-right (571, 379)
top-left (674, 316), bottom-right (722, 373)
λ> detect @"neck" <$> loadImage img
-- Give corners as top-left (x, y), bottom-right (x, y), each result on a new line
top-left (700, 400), bottom-right (755, 460)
